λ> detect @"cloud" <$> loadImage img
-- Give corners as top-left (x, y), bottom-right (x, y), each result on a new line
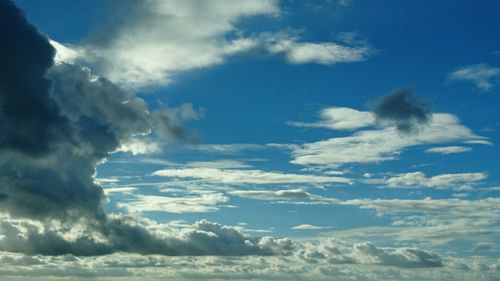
top-left (0, 217), bottom-right (293, 256)
top-left (292, 224), bottom-right (330, 230)
top-left (297, 239), bottom-right (442, 268)
top-left (373, 89), bottom-right (432, 134)
top-left (425, 146), bottom-right (472, 154)
top-left (116, 191), bottom-right (230, 213)
top-left (290, 112), bottom-right (487, 167)
top-left (152, 167), bottom-right (351, 185)
top-left (151, 103), bottom-right (203, 142)
top-left (449, 63), bottom-right (500, 91)
top-left (0, 0), bottom-right (295, 258)
top-left (230, 189), bottom-right (337, 204)
top-left (343, 197), bottom-right (500, 217)
top-left (81, 0), bottom-right (280, 87)
top-left (326, 196), bottom-right (500, 248)
top-left (268, 39), bottom-right (371, 65)
top-left (385, 171), bottom-right (487, 190)
top-left (52, 1), bottom-right (372, 88)
top-left (288, 107), bottom-right (375, 130)
top-left (351, 242), bottom-right (442, 268)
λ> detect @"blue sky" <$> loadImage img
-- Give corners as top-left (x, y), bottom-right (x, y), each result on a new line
top-left (1, 0), bottom-right (499, 280)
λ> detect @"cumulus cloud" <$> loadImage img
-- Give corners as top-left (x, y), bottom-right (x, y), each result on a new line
top-left (425, 146), bottom-right (472, 154)
top-left (0, 0), bottom-right (293, 258)
top-left (153, 167), bottom-right (351, 184)
top-left (373, 89), bottom-right (432, 134)
top-left (0, 218), bottom-right (293, 256)
top-left (449, 63), bottom-right (500, 91)
top-left (297, 239), bottom-right (442, 268)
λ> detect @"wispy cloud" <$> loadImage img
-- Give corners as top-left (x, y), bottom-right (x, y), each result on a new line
top-left (385, 171), bottom-right (487, 190)
top-left (425, 146), bottom-right (472, 154)
top-left (153, 167), bottom-right (351, 185)
top-left (230, 189), bottom-right (337, 204)
top-left (290, 112), bottom-right (487, 167)
top-left (291, 224), bottom-right (331, 230)
top-left (268, 39), bottom-right (371, 65)
top-left (449, 63), bottom-right (500, 91)
top-left (288, 107), bottom-right (375, 130)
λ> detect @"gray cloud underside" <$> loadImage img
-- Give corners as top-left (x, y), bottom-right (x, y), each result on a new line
top-left (0, 0), bottom-right (290, 257)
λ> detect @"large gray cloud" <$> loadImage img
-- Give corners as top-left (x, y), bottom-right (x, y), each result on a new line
top-left (0, 218), bottom-right (293, 256)
top-left (0, 0), bottom-right (291, 257)
top-left (373, 89), bottom-right (432, 134)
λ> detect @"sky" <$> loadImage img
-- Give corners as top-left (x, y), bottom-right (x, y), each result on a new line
top-left (0, 0), bottom-right (499, 280)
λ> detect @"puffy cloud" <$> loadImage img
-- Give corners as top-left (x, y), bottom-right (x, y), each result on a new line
top-left (373, 89), bottom-right (432, 134)
top-left (153, 167), bottom-right (351, 184)
top-left (385, 171), bottom-right (487, 190)
top-left (425, 146), bottom-right (472, 154)
top-left (290, 112), bottom-right (487, 167)
top-left (297, 239), bottom-right (442, 268)
top-left (449, 63), bottom-right (500, 91)
top-left (351, 242), bottom-right (442, 268)
top-left (0, 217), bottom-right (293, 256)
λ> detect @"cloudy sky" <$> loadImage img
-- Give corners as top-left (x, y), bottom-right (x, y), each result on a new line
top-left (1, 0), bottom-right (499, 280)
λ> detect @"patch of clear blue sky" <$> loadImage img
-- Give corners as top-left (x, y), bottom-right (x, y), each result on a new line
top-left (13, 0), bottom-right (500, 241)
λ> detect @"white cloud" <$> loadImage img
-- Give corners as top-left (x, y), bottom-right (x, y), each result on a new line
top-left (385, 171), bottom-right (487, 190)
top-left (292, 224), bottom-right (330, 230)
top-left (186, 143), bottom-right (267, 154)
top-left (290, 112), bottom-right (488, 167)
top-left (118, 138), bottom-right (161, 155)
top-left (117, 191), bottom-right (229, 213)
top-left (230, 189), bottom-right (337, 204)
top-left (82, 0), bottom-right (280, 87)
top-left (449, 63), bottom-right (500, 91)
top-left (182, 160), bottom-right (253, 169)
top-left (50, 40), bottom-right (79, 65)
top-left (289, 107), bottom-right (375, 130)
top-left (325, 196), bottom-right (500, 248)
top-left (152, 167), bottom-right (351, 184)
top-left (343, 197), bottom-right (500, 217)
top-left (425, 146), bottom-right (472, 154)
top-left (269, 39), bottom-right (370, 65)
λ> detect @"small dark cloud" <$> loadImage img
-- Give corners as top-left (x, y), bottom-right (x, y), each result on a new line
top-left (151, 103), bottom-right (203, 143)
top-left (373, 88), bottom-right (432, 134)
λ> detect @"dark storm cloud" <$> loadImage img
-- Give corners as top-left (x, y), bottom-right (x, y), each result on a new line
top-left (0, 0), bottom-right (69, 156)
top-left (373, 89), bottom-right (432, 134)
top-left (0, 0), bottom-right (290, 257)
